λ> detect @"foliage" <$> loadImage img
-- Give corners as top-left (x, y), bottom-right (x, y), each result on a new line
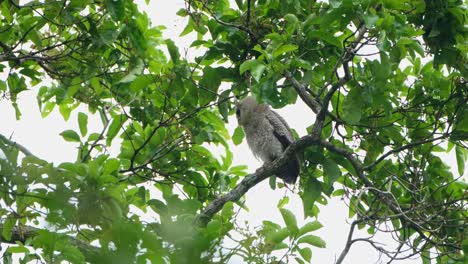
top-left (0, 0), bottom-right (466, 263)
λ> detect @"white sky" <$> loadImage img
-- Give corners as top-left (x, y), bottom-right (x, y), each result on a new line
top-left (0, 1), bottom-right (465, 263)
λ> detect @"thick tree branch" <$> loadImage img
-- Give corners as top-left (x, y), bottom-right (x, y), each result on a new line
top-left (0, 224), bottom-right (100, 262)
top-left (194, 134), bottom-right (320, 226)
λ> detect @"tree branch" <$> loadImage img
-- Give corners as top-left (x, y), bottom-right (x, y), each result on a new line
top-left (283, 71), bottom-right (322, 114)
top-left (0, 133), bottom-right (37, 158)
top-left (363, 134), bottom-right (450, 171)
top-left (335, 220), bottom-right (360, 264)
top-left (0, 224), bottom-right (100, 262)
top-left (194, 134), bottom-right (320, 226)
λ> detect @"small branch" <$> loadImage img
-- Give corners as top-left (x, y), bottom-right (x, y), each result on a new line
top-left (363, 134), bottom-right (449, 171)
top-left (246, 0), bottom-right (251, 25)
top-left (81, 109), bottom-right (109, 162)
top-left (317, 23), bottom-right (367, 98)
top-left (336, 220), bottom-right (360, 264)
top-left (0, 224), bottom-right (100, 262)
top-left (199, 1), bottom-right (256, 40)
top-left (283, 71), bottom-right (321, 114)
top-left (0, 133), bottom-right (37, 158)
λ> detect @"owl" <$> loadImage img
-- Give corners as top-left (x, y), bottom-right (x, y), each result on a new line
top-left (236, 96), bottom-right (299, 184)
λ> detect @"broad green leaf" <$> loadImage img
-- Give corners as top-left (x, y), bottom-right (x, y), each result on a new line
top-left (199, 67), bottom-right (222, 105)
top-left (78, 112), bottom-right (88, 137)
top-left (104, 158), bottom-right (120, 174)
top-left (273, 44), bottom-right (298, 58)
top-left (297, 235), bottom-right (326, 248)
top-left (165, 39), bottom-right (180, 63)
top-left (323, 160), bottom-right (341, 194)
top-left (106, 115), bottom-right (125, 146)
top-left (363, 13), bottom-right (378, 26)
top-left (298, 247), bottom-right (312, 262)
top-left (266, 227), bottom-right (289, 244)
top-left (308, 31), bottom-right (342, 48)
top-left (59, 104), bottom-right (72, 121)
top-left (232, 127), bottom-right (244, 145)
top-left (298, 221), bottom-right (323, 237)
top-left (60, 130), bottom-right (81, 142)
top-left (2, 216), bottom-right (16, 241)
top-left (342, 88), bottom-right (363, 124)
top-left (455, 145), bottom-right (466, 176)
top-left (301, 177), bottom-right (322, 218)
top-left (284, 14), bottom-right (299, 35)
top-left (118, 59), bottom-right (144, 83)
top-left (7, 246), bottom-right (30, 254)
top-left (239, 60), bottom-right (266, 82)
top-left (280, 208), bottom-right (298, 235)
top-left (272, 242), bottom-right (289, 251)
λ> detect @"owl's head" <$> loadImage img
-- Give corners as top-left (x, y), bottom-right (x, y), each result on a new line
top-left (235, 96), bottom-right (267, 126)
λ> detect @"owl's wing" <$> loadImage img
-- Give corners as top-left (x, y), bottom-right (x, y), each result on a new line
top-left (266, 110), bottom-right (295, 149)
top-left (266, 109), bottom-right (299, 184)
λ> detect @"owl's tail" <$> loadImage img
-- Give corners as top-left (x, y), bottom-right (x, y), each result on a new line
top-left (277, 156), bottom-right (300, 184)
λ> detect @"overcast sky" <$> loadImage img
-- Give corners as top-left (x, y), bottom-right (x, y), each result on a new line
top-left (1, 1), bottom-right (465, 263)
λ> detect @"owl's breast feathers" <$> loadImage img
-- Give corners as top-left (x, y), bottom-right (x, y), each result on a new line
top-left (237, 96), bottom-right (300, 184)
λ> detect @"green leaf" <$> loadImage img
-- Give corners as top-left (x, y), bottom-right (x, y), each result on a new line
top-left (455, 145), bottom-right (466, 176)
top-left (323, 160), bottom-right (341, 195)
top-left (298, 221), bottom-right (323, 237)
top-left (421, 250), bottom-right (430, 264)
top-left (165, 39), bottom-right (180, 63)
top-left (269, 175), bottom-right (276, 190)
top-left (232, 127), bottom-right (244, 145)
top-left (342, 87), bottom-right (363, 124)
top-left (60, 130), bottom-right (81, 142)
top-left (78, 112), bottom-right (88, 137)
top-left (273, 44), bottom-right (298, 58)
top-left (104, 158), bottom-right (120, 174)
top-left (376, 52), bottom-right (391, 81)
top-left (301, 177), bottom-right (322, 218)
top-left (2, 216), bottom-right (16, 241)
top-left (279, 208), bottom-right (298, 235)
top-left (307, 31), bottom-right (342, 48)
top-left (272, 242), bottom-right (289, 251)
top-left (297, 235), bottom-right (326, 248)
top-left (284, 14), bottom-right (299, 35)
top-left (106, 115), bottom-right (125, 146)
top-left (199, 67), bottom-right (222, 105)
top-left (363, 13), bottom-right (378, 26)
top-left (266, 227), bottom-right (289, 244)
top-left (239, 60), bottom-right (266, 82)
top-left (7, 246), bottom-right (30, 254)
top-left (117, 59), bottom-right (144, 83)
top-left (41, 101), bottom-right (55, 118)
top-left (59, 104), bottom-right (72, 121)
top-left (277, 196), bottom-right (289, 208)
top-left (298, 247), bottom-right (312, 262)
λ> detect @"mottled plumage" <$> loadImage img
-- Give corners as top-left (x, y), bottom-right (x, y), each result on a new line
top-left (236, 96), bottom-right (300, 184)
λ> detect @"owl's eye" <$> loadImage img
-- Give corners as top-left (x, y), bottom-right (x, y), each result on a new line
top-left (236, 108), bottom-right (241, 117)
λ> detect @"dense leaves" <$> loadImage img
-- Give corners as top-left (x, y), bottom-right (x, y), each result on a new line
top-left (0, 0), bottom-right (466, 263)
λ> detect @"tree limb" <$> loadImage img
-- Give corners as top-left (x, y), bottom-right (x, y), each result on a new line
top-left (336, 220), bottom-right (360, 264)
top-left (0, 133), bottom-right (37, 158)
top-left (194, 134), bottom-right (320, 226)
top-left (0, 224), bottom-right (100, 262)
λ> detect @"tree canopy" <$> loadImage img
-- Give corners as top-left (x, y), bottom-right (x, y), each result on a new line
top-left (0, 0), bottom-right (466, 263)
